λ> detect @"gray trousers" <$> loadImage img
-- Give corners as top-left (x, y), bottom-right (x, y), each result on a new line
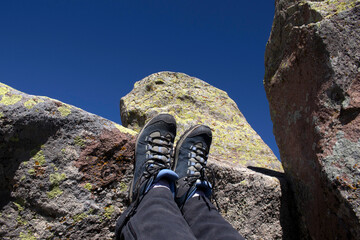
top-left (115, 187), bottom-right (245, 240)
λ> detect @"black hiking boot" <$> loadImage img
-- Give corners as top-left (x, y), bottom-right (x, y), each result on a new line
top-left (129, 113), bottom-right (178, 203)
top-left (173, 125), bottom-right (214, 208)
top-left (115, 114), bottom-right (179, 239)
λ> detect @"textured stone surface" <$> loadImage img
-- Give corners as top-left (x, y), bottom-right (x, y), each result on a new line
top-left (264, 0), bottom-right (360, 239)
top-left (211, 160), bottom-right (298, 240)
top-left (120, 71), bottom-right (283, 172)
top-left (0, 82), bottom-right (137, 239)
top-left (0, 82), bottom-right (293, 239)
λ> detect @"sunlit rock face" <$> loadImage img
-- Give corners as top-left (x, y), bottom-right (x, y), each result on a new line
top-left (120, 71), bottom-right (283, 172)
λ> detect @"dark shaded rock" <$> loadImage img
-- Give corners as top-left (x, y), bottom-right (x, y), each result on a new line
top-left (264, 1), bottom-right (360, 239)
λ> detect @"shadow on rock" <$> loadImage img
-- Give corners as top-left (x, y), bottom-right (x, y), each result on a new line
top-left (247, 166), bottom-right (302, 240)
top-left (0, 117), bottom-right (59, 209)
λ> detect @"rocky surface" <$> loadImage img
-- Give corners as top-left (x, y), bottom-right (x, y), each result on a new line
top-left (0, 82), bottom-right (137, 239)
top-left (121, 71), bottom-right (283, 172)
top-left (264, 0), bottom-right (360, 239)
top-left (0, 81), bottom-right (292, 239)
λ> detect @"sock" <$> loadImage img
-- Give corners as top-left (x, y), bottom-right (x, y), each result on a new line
top-left (151, 178), bottom-right (171, 190)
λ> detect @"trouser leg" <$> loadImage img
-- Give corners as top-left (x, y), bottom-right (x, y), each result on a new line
top-left (117, 187), bottom-right (197, 240)
top-left (181, 195), bottom-right (245, 240)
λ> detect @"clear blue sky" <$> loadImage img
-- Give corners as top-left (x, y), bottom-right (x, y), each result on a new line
top-left (0, 0), bottom-right (280, 159)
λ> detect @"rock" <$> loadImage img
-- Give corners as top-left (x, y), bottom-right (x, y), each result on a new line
top-left (0, 82), bottom-right (137, 239)
top-left (120, 71), bottom-right (283, 172)
top-left (120, 72), bottom-right (296, 239)
top-left (264, 0), bottom-right (360, 239)
top-left (0, 81), bottom-right (293, 239)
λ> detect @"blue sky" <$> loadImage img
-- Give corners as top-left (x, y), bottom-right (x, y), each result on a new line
top-left (0, 0), bottom-right (280, 159)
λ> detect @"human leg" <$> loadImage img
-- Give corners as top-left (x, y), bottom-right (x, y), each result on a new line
top-left (117, 186), bottom-right (196, 240)
top-left (181, 194), bottom-right (245, 240)
top-left (173, 125), bottom-right (245, 240)
top-left (115, 114), bottom-right (196, 240)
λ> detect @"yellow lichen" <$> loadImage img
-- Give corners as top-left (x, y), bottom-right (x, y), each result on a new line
top-left (0, 86), bottom-right (8, 95)
top-left (0, 95), bottom-right (22, 106)
top-left (50, 163), bottom-right (58, 171)
top-left (308, 0), bottom-right (358, 18)
top-left (72, 212), bottom-right (88, 222)
top-left (240, 180), bottom-right (247, 185)
top-left (122, 72), bottom-right (283, 171)
top-left (19, 231), bottom-right (36, 240)
top-left (115, 124), bottom-right (137, 135)
top-left (31, 150), bottom-right (46, 166)
top-left (24, 98), bottom-right (44, 109)
top-left (17, 216), bottom-right (28, 225)
top-left (104, 205), bottom-right (115, 219)
top-left (84, 183), bottom-right (92, 191)
top-left (74, 136), bottom-right (85, 147)
top-left (47, 186), bottom-right (63, 199)
top-left (119, 182), bottom-right (128, 192)
top-left (49, 173), bottom-right (66, 185)
top-left (58, 105), bottom-right (71, 117)
top-left (14, 202), bottom-right (24, 212)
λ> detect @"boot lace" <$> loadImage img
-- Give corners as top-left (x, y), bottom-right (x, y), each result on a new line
top-left (143, 133), bottom-right (173, 175)
top-left (129, 132), bottom-right (174, 218)
top-left (185, 143), bottom-right (220, 210)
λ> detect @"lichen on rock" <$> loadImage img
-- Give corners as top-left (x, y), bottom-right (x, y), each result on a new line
top-left (0, 80), bottom-right (292, 239)
top-left (0, 82), bottom-right (137, 239)
top-left (121, 71), bottom-right (283, 172)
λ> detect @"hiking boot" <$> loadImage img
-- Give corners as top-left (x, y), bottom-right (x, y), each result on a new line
top-left (129, 113), bottom-right (178, 203)
top-left (173, 125), bottom-right (214, 208)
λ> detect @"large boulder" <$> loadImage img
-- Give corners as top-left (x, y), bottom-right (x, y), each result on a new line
top-left (120, 72), bottom-right (297, 239)
top-left (264, 0), bottom-right (360, 239)
top-left (0, 80), bottom-right (293, 239)
top-left (120, 71), bottom-right (283, 172)
top-left (0, 82), bottom-right (137, 239)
